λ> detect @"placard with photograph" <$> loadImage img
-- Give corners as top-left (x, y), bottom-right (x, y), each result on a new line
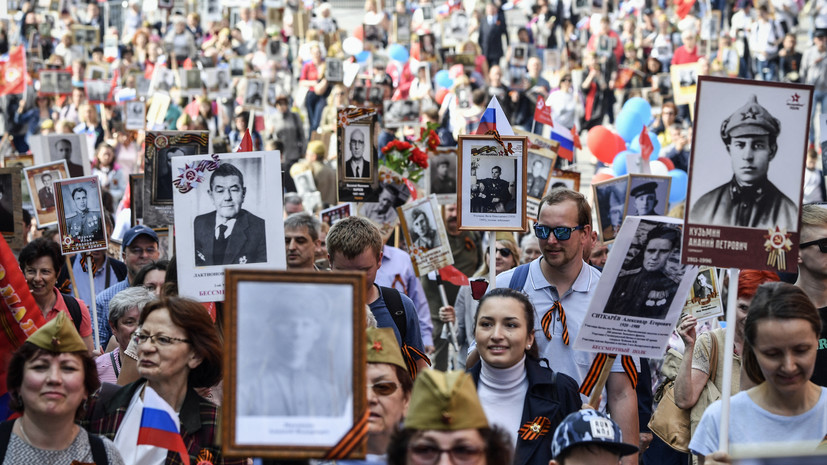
top-left (418, 33), bottom-right (436, 61)
top-left (39, 69), bottom-right (72, 95)
top-left (383, 99), bottom-right (420, 128)
top-left (179, 68), bottom-right (203, 96)
top-left (626, 174), bottom-right (671, 216)
top-left (172, 151), bottom-right (285, 302)
top-left (445, 10), bottom-right (469, 45)
top-left (243, 77), bottom-right (265, 111)
top-left (458, 134), bottom-right (527, 232)
top-left (0, 168), bottom-right (23, 249)
top-left (548, 169), bottom-right (581, 193)
top-left (399, 195), bottom-right (453, 276)
top-left (392, 12), bottom-right (411, 44)
top-left (85, 79), bottom-right (115, 105)
top-left (71, 24), bottom-right (99, 47)
top-left (32, 133), bottom-right (90, 179)
top-left (427, 147), bottom-right (458, 204)
top-left (683, 266), bottom-right (723, 320)
top-left (205, 67), bottom-right (232, 99)
top-left (593, 175), bottom-right (629, 243)
top-left (573, 216), bottom-right (698, 358)
top-left (129, 173), bottom-right (143, 226)
top-left (267, 38), bottom-right (283, 59)
top-left (320, 203), bottom-right (353, 227)
top-left (143, 131), bottom-right (210, 227)
top-left (222, 270), bottom-right (366, 459)
top-left (25, 161), bottom-right (68, 227)
top-left (357, 167), bottom-right (412, 238)
top-left (364, 23), bottom-right (383, 50)
top-left (325, 57), bottom-right (343, 83)
top-left (511, 44), bottom-right (528, 68)
top-left (148, 65), bottom-right (176, 96)
top-left (1, 153), bottom-right (33, 169)
top-left (670, 62), bottom-right (700, 106)
top-left (420, 3), bottom-right (434, 22)
top-left (683, 77), bottom-right (811, 272)
top-left (124, 100), bottom-right (146, 130)
top-left (525, 150), bottom-right (557, 221)
top-left (54, 176), bottom-right (108, 254)
top-left (337, 108), bottom-right (380, 202)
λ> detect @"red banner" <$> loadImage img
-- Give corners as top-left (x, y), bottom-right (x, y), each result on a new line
top-left (0, 46), bottom-right (26, 96)
top-left (533, 99), bottom-right (554, 127)
top-left (640, 127), bottom-right (654, 161)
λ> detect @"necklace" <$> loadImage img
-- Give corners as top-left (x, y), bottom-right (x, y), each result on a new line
top-left (17, 420), bottom-right (32, 445)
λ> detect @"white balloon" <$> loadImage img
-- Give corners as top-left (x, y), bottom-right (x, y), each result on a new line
top-left (342, 37), bottom-right (364, 56)
top-left (650, 160), bottom-right (668, 176)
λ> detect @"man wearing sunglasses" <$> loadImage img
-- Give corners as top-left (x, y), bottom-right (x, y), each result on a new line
top-left (495, 189), bottom-right (640, 465)
top-left (795, 204), bottom-right (827, 387)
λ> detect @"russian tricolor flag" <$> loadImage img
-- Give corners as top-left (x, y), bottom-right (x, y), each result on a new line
top-left (137, 386), bottom-right (190, 465)
top-left (474, 97), bottom-right (514, 136)
top-left (550, 124), bottom-right (575, 162)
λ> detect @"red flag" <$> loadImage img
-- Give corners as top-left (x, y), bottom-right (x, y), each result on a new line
top-left (533, 99), bottom-right (554, 127)
top-left (639, 127), bottom-right (654, 160)
top-left (438, 266), bottom-right (470, 287)
top-left (571, 126), bottom-right (582, 150)
top-left (236, 129), bottom-right (253, 152)
top-left (674, 0), bottom-right (696, 19)
top-left (0, 46), bottom-right (26, 96)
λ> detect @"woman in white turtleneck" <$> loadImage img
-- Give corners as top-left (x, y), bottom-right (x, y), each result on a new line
top-left (467, 288), bottom-right (581, 465)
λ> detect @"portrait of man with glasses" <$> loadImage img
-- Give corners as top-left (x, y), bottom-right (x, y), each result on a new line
top-left (344, 126), bottom-right (371, 179)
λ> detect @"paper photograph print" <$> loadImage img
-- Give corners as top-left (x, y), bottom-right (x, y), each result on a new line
top-left (148, 66), bottom-right (176, 95)
top-left (0, 168), bottom-right (23, 249)
top-left (392, 12), bottom-right (411, 44)
top-left (23, 160), bottom-right (68, 227)
top-left (129, 174), bottom-right (143, 226)
top-left (179, 68), bottom-right (204, 96)
top-left (39, 70), bottom-right (72, 95)
top-left (172, 151), bottom-right (285, 302)
top-left (593, 175), bottom-right (629, 243)
top-left (511, 44), bottom-right (528, 68)
top-left (32, 133), bottom-right (90, 178)
top-left (325, 58), bottom-right (343, 83)
top-left (320, 203), bottom-right (353, 227)
top-left (548, 170), bottom-right (581, 193)
top-left (626, 174), bottom-right (671, 216)
top-left (54, 176), bottom-right (108, 254)
top-left (526, 150), bottom-right (556, 221)
top-left (399, 195), bottom-right (453, 276)
top-left (337, 108), bottom-right (379, 203)
top-left (205, 67), bottom-right (232, 99)
top-left (458, 135), bottom-right (527, 232)
top-left (85, 80), bottom-right (115, 104)
top-left (427, 148), bottom-right (457, 204)
top-left (445, 10), bottom-right (469, 44)
top-left (358, 167), bottom-right (412, 239)
top-left (363, 23), bottom-right (383, 50)
top-left (573, 216), bottom-right (697, 359)
top-left (243, 78), bottom-right (265, 110)
top-left (684, 77), bottom-right (811, 272)
top-left (683, 266), bottom-right (724, 320)
top-left (124, 100), bottom-right (146, 130)
top-left (383, 99), bottom-right (420, 128)
top-left (670, 62), bottom-right (700, 106)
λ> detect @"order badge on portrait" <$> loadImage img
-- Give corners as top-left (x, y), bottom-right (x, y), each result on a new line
top-left (54, 176), bottom-right (109, 255)
top-left (682, 77), bottom-right (812, 272)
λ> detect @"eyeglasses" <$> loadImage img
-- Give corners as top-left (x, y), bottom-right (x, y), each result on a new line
top-left (496, 248), bottom-right (512, 258)
top-left (560, 77), bottom-right (572, 82)
top-left (408, 443), bottom-right (486, 465)
top-left (128, 246), bottom-right (158, 256)
top-left (800, 237), bottom-right (827, 253)
top-left (133, 332), bottom-right (190, 346)
top-left (369, 381), bottom-right (399, 396)
top-left (533, 223), bottom-right (584, 241)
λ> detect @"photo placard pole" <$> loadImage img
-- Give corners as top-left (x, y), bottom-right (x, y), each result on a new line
top-left (436, 276), bottom-right (459, 368)
top-left (168, 224), bottom-right (174, 258)
top-left (488, 232), bottom-right (496, 290)
top-left (87, 254), bottom-right (100, 350)
top-left (588, 354), bottom-right (616, 408)
top-left (718, 267), bottom-right (740, 453)
top-left (65, 256), bottom-right (80, 300)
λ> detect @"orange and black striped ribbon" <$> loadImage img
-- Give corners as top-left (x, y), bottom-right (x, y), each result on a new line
top-left (518, 416), bottom-right (551, 441)
top-left (78, 252), bottom-right (100, 274)
top-left (578, 354), bottom-right (638, 397)
top-left (401, 344), bottom-right (432, 379)
top-left (540, 301), bottom-right (569, 345)
top-left (484, 129), bottom-right (515, 155)
top-left (322, 409), bottom-right (370, 459)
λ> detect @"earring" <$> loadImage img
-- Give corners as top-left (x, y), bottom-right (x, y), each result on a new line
top-left (526, 345), bottom-right (531, 350)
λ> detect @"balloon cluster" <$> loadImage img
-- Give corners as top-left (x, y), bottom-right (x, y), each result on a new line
top-left (586, 97), bottom-right (688, 204)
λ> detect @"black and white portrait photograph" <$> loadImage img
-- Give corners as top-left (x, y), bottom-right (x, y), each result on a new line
top-left (383, 100), bottom-right (420, 128)
top-left (573, 216), bottom-right (697, 359)
top-left (343, 126), bottom-right (372, 180)
top-left (24, 161), bottom-right (68, 227)
top-left (420, 3), bottom-right (434, 22)
top-left (447, 10), bottom-right (469, 43)
top-left (526, 151), bottom-right (553, 199)
top-left (153, 145), bottom-right (199, 203)
top-left (364, 23), bottom-right (383, 49)
top-left (124, 100), bottom-right (146, 130)
top-left (292, 169), bottom-right (317, 196)
top-left (0, 169), bottom-right (22, 248)
top-left (72, 25), bottom-right (98, 46)
top-left (129, 174), bottom-right (143, 226)
top-left (684, 266), bottom-right (724, 320)
top-left (405, 205), bottom-right (441, 250)
top-left (670, 62), bottom-right (700, 105)
top-left (181, 69), bottom-right (203, 95)
top-left (32, 133), bottom-right (89, 178)
top-left (393, 12), bottom-right (411, 43)
top-left (243, 78), bottom-right (265, 110)
top-left (399, 195), bottom-right (453, 276)
top-left (511, 44), bottom-right (528, 68)
top-left (267, 38), bottom-right (282, 59)
top-left (324, 57), bottom-right (343, 83)
top-left (548, 170), bottom-right (580, 192)
top-left (86, 64), bottom-right (107, 82)
top-left (206, 67), bottom-right (232, 98)
top-left (458, 135), bottom-right (527, 232)
top-left (149, 66), bottom-right (176, 95)
top-left (54, 176), bottom-right (108, 254)
top-left (172, 151), bottom-right (285, 302)
top-left (593, 175), bottom-right (629, 243)
top-left (85, 80), bottom-right (112, 104)
top-left (358, 171), bottom-right (411, 237)
top-left (223, 270), bottom-right (365, 457)
top-left (337, 108), bottom-right (380, 203)
top-left (38, 70), bottom-right (64, 95)
top-left (428, 148), bottom-right (458, 201)
top-left (229, 57), bottom-right (245, 76)
top-left (627, 174), bottom-right (671, 216)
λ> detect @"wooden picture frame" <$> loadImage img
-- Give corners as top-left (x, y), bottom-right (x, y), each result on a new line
top-left (23, 160), bottom-right (69, 228)
top-left (0, 168), bottom-right (23, 249)
top-left (525, 149), bottom-right (557, 221)
top-left (222, 270), bottom-right (367, 459)
top-left (592, 174), bottom-right (629, 243)
top-left (129, 173), bottom-right (143, 226)
top-left (625, 173), bottom-right (672, 217)
top-left (548, 169), bottom-right (581, 193)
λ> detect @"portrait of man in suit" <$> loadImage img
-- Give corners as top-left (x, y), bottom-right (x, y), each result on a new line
top-left (53, 138), bottom-right (83, 178)
top-left (38, 172), bottom-right (56, 210)
top-left (193, 163), bottom-right (267, 266)
top-left (345, 127), bottom-right (371, 179)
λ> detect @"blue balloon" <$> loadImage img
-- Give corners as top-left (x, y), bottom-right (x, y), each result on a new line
top-left (622, 97), bottom-right (653, 126)
top-left (435, 69), bottom-right (454, 89)
top-left (612, 150), bottom-right (631, 176)
top-left (668, 169), bottom-right (688, 204)
top-left (630, 132), bottom-right (660, 160)
top-left (356, 51), bottom-right (371, 63)
top-left (388, 43), bottom-right (409, 63)
top-left (615, 108), bottom-right (645, 142)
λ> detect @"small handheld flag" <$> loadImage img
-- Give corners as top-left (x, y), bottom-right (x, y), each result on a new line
top-left (137, 386), bottom-right (190, 465)
top-left (550, 124), bottom-right (575, 162)
top-left (474, 97), bottom-right (514, 135)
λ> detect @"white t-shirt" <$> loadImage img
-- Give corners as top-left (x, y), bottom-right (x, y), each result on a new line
top-left (689, 387), bottom-right (827, 458)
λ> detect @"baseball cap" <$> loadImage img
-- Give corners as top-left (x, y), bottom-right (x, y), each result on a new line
top-left (816, 29), bottom-right (827, 38)
top-left (551, 410), bottom-right (638, 459)
top-left (122, 225), bottom-right (159, 247)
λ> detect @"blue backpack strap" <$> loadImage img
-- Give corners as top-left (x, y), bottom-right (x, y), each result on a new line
top-left (508, 263), bottom-right (531, 291)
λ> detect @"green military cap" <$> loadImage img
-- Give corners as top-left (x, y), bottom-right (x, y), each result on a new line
top-left (720, 94), bottom-right (781, 139)
top-left (27, 312), bottom-right (87, 352)
top-left (367, 327), bottom-right (407, 371)
top-left (404, 370), bottom-right (488, 431)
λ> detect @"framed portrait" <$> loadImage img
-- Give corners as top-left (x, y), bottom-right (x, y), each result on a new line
top-left (54, 176), bottom-right (108, 254)
top-left (544, 49), bottom-right (562, 72)
top-left (2, 153), bottom-right (33, 169)
top-left (38, 69), bottom-right (72, 95)
top-left (155, 227), bottom-right (173, 260)
top-left (457, 134), bottom-right (527, 232)
top-left (320, 203), bottom-right (353, 227)
top-left (148, 65), bottom-right (176, 96)
top-left (399, 195), bottom-right (453, 276)
top-left (129, 173), bottom-right (143, 226)
top-left (700, 10), bottom-right (721, 41)
top-left (124, 100), bottom-right (146, 130)
top-left (32, 133), bottom-right (90, 178)
top-left (683, 77), bottom-right (811, 272)
top-left (172, 151), bottom-right (285, 302)
top-left (143, 131), bottom-right (209, 227)
top-left (426, 147), bottom-right (458, 204)
top-left (222, 270), bottom-right (366, 459)
top-left (325, 58), bottom-right (344, 83)
top-left (392, 12), bottom-right (411, 44)
top-left (363, 23), bottom-right (383, 50)
top-left (670, 62), bottom-right (700, 106)
top-left (592, 175), bottom-right (629, 243)
top-left (573, 216), bottom-right (697, 358)
top-left (71, 24), bottom-right (98, 46)
top-left (383, 100), bottom-right (420, 128)
top-left (267, 38), bottom-right (283, 60)
top-left (455, 86), bottom-right (472, 110)
top-left (357, 167), bottom-right (412, 239)
top-left (418, 33), bottom-right (436, 61)
top-left (626, 174), bottom-right (671, 217)
top-left (419, 3), bottom-right (434, 22)
top-left (445, 10), bottom-right (469, 45)
top-left (229, 57), bottom-right (245, 76)
top-left (525, 150), bottom-right (556, 221)
top-left (179, 68), bottom-right (203, 96)
top-left (337, 108), bottom-right (379, 202)
top-left (86, 80), bottom-right (115, 105)
top-left (547, 169), bottom-right (581, 194)
top-left (205, 67), bottom-right (232, 99)
top-left (511, 44), bottom-right (528, 68)
top-left (242, 77), bottom-right (265, 111)
top-left (683, 266), bottom-right (724, 320)
top-left (0, 168), bottom-right (23, 249)
top-left (85, 63), bottom-right (108, 82)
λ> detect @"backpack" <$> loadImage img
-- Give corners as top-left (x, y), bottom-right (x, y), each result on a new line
top-left (379, 286), bottom-right (407, 342)
top-left (62, 293), bottom-right (84, 335)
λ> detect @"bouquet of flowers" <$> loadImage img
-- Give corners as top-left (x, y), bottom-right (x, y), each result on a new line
top-left (379, 122), bottom-right (440, 184)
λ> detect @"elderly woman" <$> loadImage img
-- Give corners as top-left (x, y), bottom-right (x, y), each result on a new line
top-left (1, 313), bottom-right (125, 463)
top-left (96, 287), bottom-right (154, 384)
top-left (84, 297), bottom-right (244, 464)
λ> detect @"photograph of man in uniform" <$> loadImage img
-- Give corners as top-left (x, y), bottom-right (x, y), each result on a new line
top-left (526, 157), bottom-right (549, 198)
top-left (693, 269), bottom-right (715, 299)
top-left (56, 72), bottom-right (72, 94)
top-left (596, 180), bottom-right (628, 241)
top-left (245, 80), bottom-right (263, 107)
top-left (409, 208), bottom-right (441, 250)
top-left (344, 127), bottom-right (371, 179)
top-left (477, 165), bottom-right (514, 213)
top-left (65, 186), bottom-right (104, 243)
top-left (38, 172), bottom-right (57, 210)
top-left (360, 183), bottom-right (404, 226)
top-left (689, 95), bottom-right (797, 229)
top-left (431, 159), bottom-right (456, 194)
top-left (606, 224), bottom-right (681, 320)
top-left (193, 163), bottom-right (267, 266)
top-left (52, 138), bottom-right (84, 178)
top-left (325, 58), bottom-right (343, 82)
top-left (630, 182), bottom-right (659, 216)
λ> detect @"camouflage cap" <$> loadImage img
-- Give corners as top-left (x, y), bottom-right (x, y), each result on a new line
top-left (366, 327), bottom-right (407, 371)
top-left (551, 410), bottom-right (638, 459)
top-left (27, 312), bottom-right (88, 353)
top-left (404, 370), bottom-right (488, 431)
top-left (720, 94), bottom-right (780, 140)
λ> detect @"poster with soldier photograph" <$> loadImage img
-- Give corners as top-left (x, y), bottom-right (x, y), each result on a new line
top-left (670, 62), bottom-right (700, 106)
top-left (325, 57), bottom-right (343, 83)
top-left (143, 131), bottom-right (210, 227)
top-left (592, 175), bottom-right (629, 243)
top-left (23, 160), bottom-right (68, 227)
top-left (426, 147), bottom-right (457, 204)
top-left (206, 67), bottom-right (232, 99)
top-left (457, 135), bottom-right (527, 232)
top-left (357, 167), bottom-right (412, 239)
top-left (38, 70), bottom-right (72, 95)
top-left (180, 68), bottom-right (203, 96)
top-left (124, 100), bottom-right (146, 130)
top-left (398, 195), bottom-right (453, 276)
top-left (573, 216), bottom-right (698, 358)
top-left (525, 150), bottom-right (557, 221)
top-left (54, 176), bottom-right (108, 254)
top-left (445, 10), bottom-right (469, 45)
top-left (243, 77), bottom-right (265, 111)
top-left (320, 203), bottom-right (353, 228)
top-left (71, 24), bottom-right (98, 47)
top-left (626, 174), bottom-right (671, 216)
top-left (548, 169), bottom-right (581, 193)
top-left (86, 80), bottom-right (115, 105)
top-left (383, 100), bottom-right (420, 128)
top-left (172, 151), bottom-right (285, 302)
top-left (683, 266), bottom-right (724, 320)
top-left (392, 12), bottom-right (411, 43)
top-left (0, 168), bottom-right (23, 249)
top-left (32, 133), bottom-right (90, 178)
top-left (148, 66), bottom-right (177, 96)
top-left (337, 108), bottom-right (380, 202)
top-left (683, 77), bottom-right (811, 272)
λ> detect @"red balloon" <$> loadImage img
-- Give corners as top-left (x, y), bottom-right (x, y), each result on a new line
top-left (614, 133), bottom-right (626, 155)
top-left (592, 172), bottom-right (615, 183)
top-left (353, 25), bottom-right (365, 40)
top-left (587, 126), bottom-right (620, 164)
top-left (410, 42), bottom-right (421, 61)
top-left (657, 157), bottom-right (675, 171)
top-left (435, 87), bottom-right (449, 106)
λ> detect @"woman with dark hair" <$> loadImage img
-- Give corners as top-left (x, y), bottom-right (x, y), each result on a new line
top-left (84, 297), bottom-right (245, 464)
top-left (132, 259), bottom-right (169, 296)
top-left (689, 282), bottom-right (827, 464)
top-left (387, 370), bottom-right (513, 465)
top-left (2, 313), bottom-right (124, 463)
top-left (467, 287), bottom-right (581, 465)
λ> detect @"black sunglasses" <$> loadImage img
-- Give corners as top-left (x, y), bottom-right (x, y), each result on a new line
top-left (800, 237), bottom-right (827, 253)
top-left (533, 223), bottom-right (584, 241)
top-left (496, 248), bottom-right (512, 258)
